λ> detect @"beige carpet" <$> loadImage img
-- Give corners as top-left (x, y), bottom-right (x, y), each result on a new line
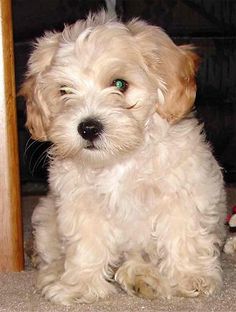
top-left (0, 186), bottom-right (236, 312)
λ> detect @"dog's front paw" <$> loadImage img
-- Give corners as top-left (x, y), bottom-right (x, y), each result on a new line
top-left (115, 261), bottom-right (170, 299)
top-left (176, 274), bottom-right (222, 297)
top-left (42, 281), bottom-right (77, 305)
top-left (42, 277), bottom-right (116, 305)
top-left (131, 274), bottom-right (162, 299)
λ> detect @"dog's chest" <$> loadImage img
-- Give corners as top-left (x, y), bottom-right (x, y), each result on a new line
top-left (86, 164), bottom-right (154, 246)
top-left (52, 159), bottom-right (157, 222)
top-left (51, 159), bottom-right (161, 249)
top-left (84, 162), bottom-right (148, 218)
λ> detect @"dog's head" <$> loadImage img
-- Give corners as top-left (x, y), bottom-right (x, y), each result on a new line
top-left (21, 11), bottom-right (199, 166)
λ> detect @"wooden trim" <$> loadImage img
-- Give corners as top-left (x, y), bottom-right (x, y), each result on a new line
top-left (0, 0), bottom-right (24, 271)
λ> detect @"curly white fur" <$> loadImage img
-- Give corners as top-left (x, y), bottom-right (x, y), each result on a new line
top-left (21, 11), bottom-right (226, 305)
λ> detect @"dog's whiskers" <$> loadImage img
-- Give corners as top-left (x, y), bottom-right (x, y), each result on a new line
top-left (28, 142), bottom-right (48, 174)
top-left (24, 137), bottom-right (43, 161)
top-left (31, 146), bottom-right (51, 176)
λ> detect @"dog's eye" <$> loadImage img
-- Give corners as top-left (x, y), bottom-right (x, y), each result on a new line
top-left (112, 79), bottom-right (128, 92)
top-left (60, 86), bottom-right (74, 96)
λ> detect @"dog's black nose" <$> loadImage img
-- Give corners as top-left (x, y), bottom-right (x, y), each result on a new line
top-left (78, 118), bottom-right (103, 141)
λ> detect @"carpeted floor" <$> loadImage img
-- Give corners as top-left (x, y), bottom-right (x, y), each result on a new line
top-left (0, 186), bottom-right (236, 312)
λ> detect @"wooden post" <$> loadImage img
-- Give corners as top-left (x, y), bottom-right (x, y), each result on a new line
top-left (0, 0), bottom-right (24, 271)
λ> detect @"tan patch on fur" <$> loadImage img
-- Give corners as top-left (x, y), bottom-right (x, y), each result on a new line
top-left (127, 22), bottom-right (200, 123)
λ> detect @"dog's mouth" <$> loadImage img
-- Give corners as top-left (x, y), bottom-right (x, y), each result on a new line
top-left (84, 142), bottom-right (98, 150)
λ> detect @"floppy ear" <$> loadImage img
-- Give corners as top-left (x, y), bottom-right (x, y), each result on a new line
top-left (19, 31), bottom-right (60, 140)
top-left (128, 21), bottom-right (200, 123)
top-left (156, 45), bottom-right (200, 123)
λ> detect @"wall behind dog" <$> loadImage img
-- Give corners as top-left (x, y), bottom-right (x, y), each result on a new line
top-left (12, 0), bottom-right (236, 193)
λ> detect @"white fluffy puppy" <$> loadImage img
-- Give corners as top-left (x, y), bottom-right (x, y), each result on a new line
top-left (21, 11), bottom-right (226, 305)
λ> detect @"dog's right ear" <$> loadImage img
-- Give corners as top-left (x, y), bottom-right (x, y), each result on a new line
top-left (19, 31), bottom-right (60, 141)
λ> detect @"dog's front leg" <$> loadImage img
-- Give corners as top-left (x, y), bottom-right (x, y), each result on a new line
top-left (42, 216), bottom-right (117, 305)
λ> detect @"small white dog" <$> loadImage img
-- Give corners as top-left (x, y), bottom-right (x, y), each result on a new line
top-left (21, 11), bottom-right (226, 305)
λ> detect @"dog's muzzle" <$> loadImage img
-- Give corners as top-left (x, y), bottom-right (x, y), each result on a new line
top-left (78, 118), bottom-right (104, 142)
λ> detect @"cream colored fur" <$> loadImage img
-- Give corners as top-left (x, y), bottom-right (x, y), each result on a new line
top-left (21, 11), bottom-right (226, 305)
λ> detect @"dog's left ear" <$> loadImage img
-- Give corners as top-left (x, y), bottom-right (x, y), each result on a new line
top-left (127, 21), bottom-right (200, 123)
top-left (156, 44), bottom-right (200, 123)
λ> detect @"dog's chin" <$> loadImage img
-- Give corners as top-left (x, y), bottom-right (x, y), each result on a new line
top-left (79, 147), bottom-right (115, 168)
top-left (77, 139), bottom-right (141, 168)
top-left (80, 144), bottom-right (118, 167)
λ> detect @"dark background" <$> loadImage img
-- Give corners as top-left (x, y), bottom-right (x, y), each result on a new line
top-left (12, 0), bottom-right (236, 194)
